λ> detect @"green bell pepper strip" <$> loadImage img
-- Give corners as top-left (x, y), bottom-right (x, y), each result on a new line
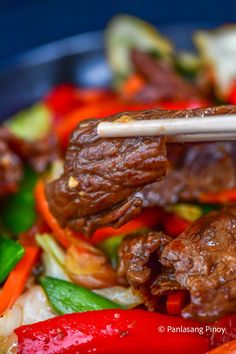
top-left (99, 235), bottom-right (123, 268)
top-left (5, 103), bottom-right (52, 141)
top-left (99, 228), bottom-right (148, 268)
top-left (167, 203), bottom-right (203, 222)
top-left (199, 203), bottom-right (220, 215)
top-left (0, 237), bottom-right (25, 283)
top-left (40, 276), bottom-right (123, 315)
top-left (1, 167), bottom-right (38, 234)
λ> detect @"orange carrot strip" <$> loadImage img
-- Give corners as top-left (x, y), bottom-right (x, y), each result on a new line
top-left (35, 181), bottom-right (70, 248)
top-left (122, 73), bottom-right (145, 97)
top-left (0, 246), bottom-right (40, 315)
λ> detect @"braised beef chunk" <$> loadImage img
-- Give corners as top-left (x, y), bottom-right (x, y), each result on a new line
top-left (46, 110), bottom-right (169, 235)
top-left (161, 207), bottom-right (236, 322)
top-left (139, 142), bottom-right (236, 206)
top-left (46, 105), bottom-right (236, 235)
top-left (117, 231), bottom-right (180, 310)
top-left (0, 140), bottom-right (22, 196)
top-left (0, 127), bottom-right (59, 173)
top-left (0, 127), bottom-right (59, 196)
top-left (131, 49), bottom-right (201, 102)
top-left (137, 105), bottom-right (236, 206)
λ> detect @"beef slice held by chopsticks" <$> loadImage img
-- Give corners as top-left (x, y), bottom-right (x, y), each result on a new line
top-left (46, 105), bottom-right (236, 235)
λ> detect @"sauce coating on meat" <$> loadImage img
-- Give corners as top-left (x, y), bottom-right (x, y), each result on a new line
top-left (118, 207), bottom-right (236, 321)
top-left (46, 110), bottom-right (169, 235)
top-left (161, 207), bottom-right (236, 321)
top-left (137, 105), bottom-right (236, 206)
top-left (117, 231), bottom-right (181, 310)
top-left (0, 127), bottom-right (59, 173)
top-left (139, 142), bottom-right (236, 206)
top-left (0, 140), bottom-right (22, 196)
top-left (131, 49), bottom-right (201, 102)
top-left (46, 105), bottom-right (236, 235)
top-left (0, 127), bottom-right (59, 196)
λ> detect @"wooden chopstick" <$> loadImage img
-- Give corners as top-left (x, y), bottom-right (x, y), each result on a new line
top-left (97, 115), bottom-right (236, 141)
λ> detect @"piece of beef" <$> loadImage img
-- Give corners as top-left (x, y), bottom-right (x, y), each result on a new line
top-left (139, 141), bottom-right (236, 206)
top-left (46, 105), bottom-right (236, 235)
top-left (137, 105), bottom-right (236, 206)
top-left (0, 127), bottom-right (59, 197)
top-left (131, 49), bottom-right (201, 102)
top-left (0, 140), bottom-right (22, 196)
top-left (0, 127), bottom-right (59, 173)
top-left (161, 207), bottom-right (236, 322)
top-left (46, 109), bottom-right (169, 235)
top-left (117, 231), bottom-right (179, 310)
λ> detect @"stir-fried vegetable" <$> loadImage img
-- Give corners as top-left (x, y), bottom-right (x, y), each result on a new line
top-left (210, 315), bottom-right (236, 349)
top-left (65, 240), bottom-right (117, 289)
top-left (1, 167), bottom-right (38, 234)
top-left (0, 246), bottom-right (39, 315)
top-left (175, 52), bottom-right (202, 78)
top-left (99, 228), bottom-right (148, 268)
top-left (0, 286), bottom-right (54, 339)
top-left (163, 212), bottom-right (190, 237)
top-left (15, 310), bottom-right (210, 354)
top-left (94, 286), bottom-right (144, 309)
top-left (195, 26), bottom-right (236, 99)
top-left (166, 291), bottom-right (189, 316)
top-left (35, 181), bottom-right (70, 248)
top-left (167, 203), bottom-right (203, 222)
top-left (106, 14), bottom-right (173, 83)
top-left (200, 188), bottom-right (236, 204)
top-left (99, 234), bottom-right (124, 268)
top-left (40, 276), bottom-right (122, 315)
top-left (5, 103), bottom-right (52, 141)
top-left (36, 234), bottom-right (69, 281)
top-left (91, 207), bottom-right (163, 244)
top-left (0, 237), bottom-right (25, 283)
top-left (207, 340), bottom-right (236, 354)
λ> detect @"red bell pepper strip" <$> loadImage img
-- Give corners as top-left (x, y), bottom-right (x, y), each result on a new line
top-left (45, 85), bottom-right (113, 117)
top-left (228, 80), bottom-right (236, 105)
top-left (166, 291), bottom-right (189, 316)
top-left (161, 99), bottom-right (209, 110)
top-left (163, 212), bottom-right (190, 237)
top-left (44, 85), bottom-right (79, 116)
top-left (0, 246), bottom-right (39, 315)
top-left (207, 339), bottom-right (236, 354)
top-left (199, 189), bottom-right (236, 204)
top-left (55, 100), bottom-right (157, 149)
top-left (15, 309), bottom-right (209, 354)
top-left (210, 315), bottom-right (236, 349)
top-left (54, 93), bottom-right (208, 149)
top-left (91, 207), bottom-right (164, 244)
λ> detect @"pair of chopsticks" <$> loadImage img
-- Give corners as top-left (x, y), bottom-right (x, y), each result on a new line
top-left (97, 115), bottom-right (236, 142)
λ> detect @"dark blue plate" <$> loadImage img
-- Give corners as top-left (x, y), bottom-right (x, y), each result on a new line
top-left (0, 23), bottom-right (216, 121)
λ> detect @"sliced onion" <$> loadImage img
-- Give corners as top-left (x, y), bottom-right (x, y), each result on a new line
top-left (94, 286), bottom-right (144, 308)
top-left (36, 234), bottom-right (70, 281)
top-left (0, 286), bottom-right (55, 338)
top-left (195, 25), bottom-right (236, 99)
top-left (65, 242), bottom-right (117, 289)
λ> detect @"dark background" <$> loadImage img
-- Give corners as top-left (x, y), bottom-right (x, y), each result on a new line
top-left (1, 0), bottom-right (236, 63)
